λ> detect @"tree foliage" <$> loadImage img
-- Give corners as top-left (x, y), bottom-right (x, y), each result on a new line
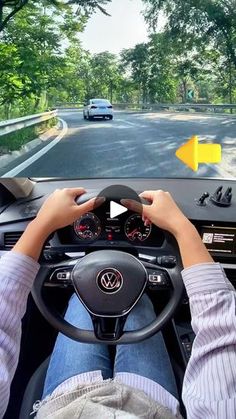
top-left (0, 0), bottom-right (111, 32)
top-left (0, 2), bottom-right (73, 116)
top-left (143, 0), bottom-right (235, 58)
top-left (143, 0), bottom-right (236, 103)
top-left (0, 2), bottom-right (128, 118)
top-left (68, 0), bottom-right (111, 16)
top-left (121, 44), bottom-right (150, 103)
top-left (0, 0), bottom-right (235, 120)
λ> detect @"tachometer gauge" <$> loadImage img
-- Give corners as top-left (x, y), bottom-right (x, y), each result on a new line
top-left (74, 213), bottom-right (101, 242)
top-left (125, 214), bottom-right (152, 242)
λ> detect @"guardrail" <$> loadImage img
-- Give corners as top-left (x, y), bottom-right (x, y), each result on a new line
top-left (55, 102), bottom-right (236, 114)
top-left (114, 103), bottom-right (236, 114)
top-left (0, 110), bottom-right (58, 137)
top-left (55, 103), bottom-right (83, 110)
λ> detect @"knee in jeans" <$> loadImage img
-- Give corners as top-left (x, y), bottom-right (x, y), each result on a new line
top-left (125, 295), bottom-right (156, 330)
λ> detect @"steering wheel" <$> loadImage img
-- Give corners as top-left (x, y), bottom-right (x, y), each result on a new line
top-left (32, 249), bottom-right (184, 344)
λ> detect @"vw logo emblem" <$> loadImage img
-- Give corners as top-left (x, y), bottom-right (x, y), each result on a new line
top-left (96, 268), bottom-right (123, 294)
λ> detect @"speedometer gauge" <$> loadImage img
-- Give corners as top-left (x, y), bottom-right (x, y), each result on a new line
top-left (74, 213), bottom-right (101, 242)
top-left (125, 214), bottom-right (152, 242)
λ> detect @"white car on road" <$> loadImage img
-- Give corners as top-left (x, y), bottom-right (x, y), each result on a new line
top-left (83, 99), bottom-right (114, 121)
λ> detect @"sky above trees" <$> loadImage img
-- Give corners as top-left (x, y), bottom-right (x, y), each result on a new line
top-left (79, 0), bottom-right (165, 54)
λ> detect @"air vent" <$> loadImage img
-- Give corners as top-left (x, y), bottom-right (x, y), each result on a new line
top-left (4, 232), bottom-right (23, 249)
top-left (4, 231), bottom-right (52, 250)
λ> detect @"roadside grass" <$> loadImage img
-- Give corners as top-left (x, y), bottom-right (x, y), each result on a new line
top-left (0, 117), bottom-right (58, 154)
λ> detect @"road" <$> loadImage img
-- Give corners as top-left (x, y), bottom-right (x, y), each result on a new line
top-left (1, 110), bottom-right (236, 178)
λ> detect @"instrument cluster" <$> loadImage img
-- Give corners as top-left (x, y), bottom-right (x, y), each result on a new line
top-left (71, 206), bottom-right (164, 247)
top-left (74, 212), bottom-right (152, 243)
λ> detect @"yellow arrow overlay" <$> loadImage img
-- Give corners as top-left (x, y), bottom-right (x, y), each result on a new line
top-left (175, 135), bottom-right (222, 171)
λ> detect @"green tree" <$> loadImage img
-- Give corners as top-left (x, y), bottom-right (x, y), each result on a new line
top-left (170, 41), bottom-right (212, 103)
top-left (143, 0), bottom-right (236, 104)
top-left (53, 42), bottom-right (91, 104)
top-left (121, 35), bottom-right (179, 104)
top-left (71, 0), bottom-right (111, 17)
top-left (148, 34), bottom-right (178, 103)
top-left (0, 0), bottom-right (112, 31)
top-left (88, 52), bottom-right (123, 102)
top-left (121, 44), bottom-right (150, 104)
top-left (0, 2), bottom-right (84, 117)
top-left (0, 44), bottom-right (27, 118)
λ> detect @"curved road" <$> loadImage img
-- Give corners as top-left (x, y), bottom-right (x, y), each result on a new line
top-left (1, 110), bottom-right (236, 178)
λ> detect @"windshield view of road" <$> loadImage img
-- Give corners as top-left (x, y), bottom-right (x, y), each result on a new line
top-left (0, 0), bottom-right (235, 178)
top-left (1, 109), bottom-right (235, 178)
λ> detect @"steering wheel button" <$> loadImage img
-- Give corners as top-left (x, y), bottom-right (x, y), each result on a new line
top-left (57, 272), bottom-right (71, 280)
top-left (50, 269), bottom-right (72, 282)
top-left (149, 274), bottom-right (162, 283)
top-left (148, 271), bottom-right (168, 286)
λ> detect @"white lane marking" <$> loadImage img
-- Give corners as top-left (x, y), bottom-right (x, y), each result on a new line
top-left (2, 118), bottom-right (68, 177)
top-left (221, 119), bottom-right (236, 125)
top-left (115, 118), bottom-right (147, 128)
top-left (120, 120), bottom-right (138, 126)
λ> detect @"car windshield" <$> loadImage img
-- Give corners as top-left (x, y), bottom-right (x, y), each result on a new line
top-left (91, 100), bottom-right (111, 105)
top-left (0, 0), bottom-right (235, 179)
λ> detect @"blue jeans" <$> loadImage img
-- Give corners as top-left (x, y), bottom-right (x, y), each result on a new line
top-left (42, 294), bottom-right (178, 399)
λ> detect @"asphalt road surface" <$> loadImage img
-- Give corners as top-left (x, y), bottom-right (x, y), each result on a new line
top-left (1, 110), bottom-right (236, 178)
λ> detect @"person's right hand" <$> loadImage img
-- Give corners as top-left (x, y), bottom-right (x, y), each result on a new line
top-left (123, 190), bottom-right (190, 237)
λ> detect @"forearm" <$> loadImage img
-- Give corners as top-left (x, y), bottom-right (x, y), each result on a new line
top-left (0, 252), bottom-right (40, 418)
top-left (0, 188), bottom-right (94, 417)
top-left (13, 219), bottom-right (51, 261)
top-left (175, 220), bottom-right (213, 268)
top-left (182, 264), bottom-right (236, 416)
top-left (175, 220), bottom-right (236, 414)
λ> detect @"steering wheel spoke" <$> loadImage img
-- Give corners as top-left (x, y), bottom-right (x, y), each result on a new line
top-left (92, 315), bottom-right (127, 341)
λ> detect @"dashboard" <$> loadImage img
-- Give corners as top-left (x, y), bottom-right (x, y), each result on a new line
top-left (0, 179), bottom-right (236, 267)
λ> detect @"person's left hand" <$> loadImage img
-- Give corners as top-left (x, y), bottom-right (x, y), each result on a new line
top-left (35, 188), bottom-right (96, 236)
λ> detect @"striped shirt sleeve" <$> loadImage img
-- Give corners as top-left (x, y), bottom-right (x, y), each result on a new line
top-left (0, 251), bottom-right (40, 419)
top-left (181, 262), bottom-right (236, 418)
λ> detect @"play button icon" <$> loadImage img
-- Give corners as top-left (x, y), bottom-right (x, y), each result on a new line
top-left (94, 185), bottom-right (143, 218)
top-left (110, 201), bottom-right (128, 219)
top-left (94, 185), bottom-right (143, 221)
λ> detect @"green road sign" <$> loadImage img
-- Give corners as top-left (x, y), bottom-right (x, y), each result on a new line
top-left (187, 89), bottom-right (194, 100)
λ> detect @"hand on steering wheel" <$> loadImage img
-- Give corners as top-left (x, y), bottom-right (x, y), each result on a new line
top-left (122, 190), bottom-right (189, 237)
top-left (36, 188), bottom-right (97, 236)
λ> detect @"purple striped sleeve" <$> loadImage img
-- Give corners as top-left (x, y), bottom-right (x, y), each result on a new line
top-left (0, 252), bottom-right (40, 419)
top-left (181, 263), bottom-right (236, 419)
